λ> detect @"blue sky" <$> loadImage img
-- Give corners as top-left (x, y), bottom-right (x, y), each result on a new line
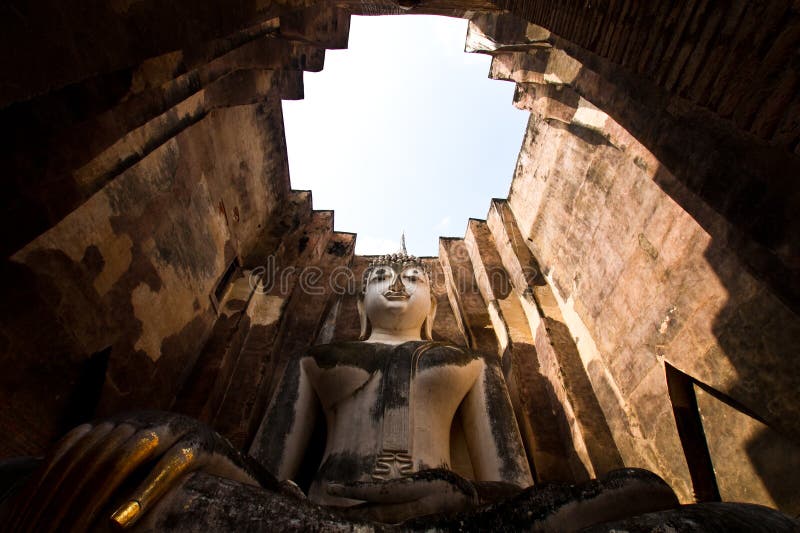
top-left (282, 15), bottom-right (529, 257)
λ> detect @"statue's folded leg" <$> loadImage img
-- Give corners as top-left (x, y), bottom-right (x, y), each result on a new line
top-left (139, 471), bottom-right (375, 533)
top-left (402, 468), bottom-right (681, 531)
top-left (402, 469), bottom-right (799, 532)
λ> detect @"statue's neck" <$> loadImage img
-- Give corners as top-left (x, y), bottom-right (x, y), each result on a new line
top-left (364, 327), bottom-right (422, 345)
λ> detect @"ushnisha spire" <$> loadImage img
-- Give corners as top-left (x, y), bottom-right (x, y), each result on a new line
top-left (367, 233), bottom-right (423, 269)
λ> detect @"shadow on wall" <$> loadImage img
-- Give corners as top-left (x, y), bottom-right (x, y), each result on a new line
top-left (668, 360), bottom-right (800, 516)
top-left (746, 428), bottom-right (800, 514)
top-left (711, 194), bottom-right (800, 517)
top-left (654, 161), bottom-right (800, 516)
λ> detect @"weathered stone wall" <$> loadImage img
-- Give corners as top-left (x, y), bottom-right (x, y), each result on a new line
top-left (2, 101), bottom-right (291, 455)
top-left (0, 7), bottom-right (345, 456)
top-left (450, 9), bottom-right (800, 513)
top-left (473, 3), bottom-right (800, 313)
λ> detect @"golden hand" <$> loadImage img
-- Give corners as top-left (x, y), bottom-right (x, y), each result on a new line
top-left (6, 411), bottom-right (274, 532)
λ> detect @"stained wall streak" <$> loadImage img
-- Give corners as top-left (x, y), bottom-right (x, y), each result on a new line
top-left (0, 9), bottom-right (348, 456)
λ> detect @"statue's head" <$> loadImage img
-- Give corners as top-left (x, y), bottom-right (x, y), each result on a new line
top-left (358, 251), bottom-right (437, 342)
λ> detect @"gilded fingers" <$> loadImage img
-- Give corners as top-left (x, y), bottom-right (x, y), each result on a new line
top-left (8, 416), bottom-right (184, 532)
top-left (111, 442), bottom-right (203, 528)
top-left (110, 501), bottom-right (141, 527)
top-left (18, 423), bottom-right (165, 533)
top-left (8, 412), bottom-right (230, 531)
top-left (66, 428), bottom-right (161, 531)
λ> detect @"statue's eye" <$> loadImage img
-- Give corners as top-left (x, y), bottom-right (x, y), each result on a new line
top-left (403, 274), bottom-right (419, 282)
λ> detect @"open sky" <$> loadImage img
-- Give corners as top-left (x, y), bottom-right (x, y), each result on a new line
top-left (282, 15), bottom-right (529, 257)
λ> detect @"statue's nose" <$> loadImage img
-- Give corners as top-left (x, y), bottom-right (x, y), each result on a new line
top-left (389, 274), bottom-right (405, 292)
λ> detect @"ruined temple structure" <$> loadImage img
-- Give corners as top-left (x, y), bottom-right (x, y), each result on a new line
top-left (1, 0), bottom-right (799, 523)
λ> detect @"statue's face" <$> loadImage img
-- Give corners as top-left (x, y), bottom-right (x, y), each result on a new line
top-left (363, 263), bottom-right (431, 333)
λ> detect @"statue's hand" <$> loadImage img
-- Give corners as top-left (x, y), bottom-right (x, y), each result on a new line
top-left (7, 411), bottom-right (275, 531)
top-left (329, 468), bottom-right (479, 524)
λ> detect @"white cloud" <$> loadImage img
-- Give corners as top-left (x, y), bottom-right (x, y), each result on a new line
top-left (434, 216), bottom-right (451, 230)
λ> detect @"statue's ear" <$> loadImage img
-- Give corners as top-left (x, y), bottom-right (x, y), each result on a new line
top-left (422, 295), bottom-right (437, 340)
top-left (357, 295), bottom-right (369, 340)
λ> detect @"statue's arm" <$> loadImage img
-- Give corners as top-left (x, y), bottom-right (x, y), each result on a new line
top-left (249, 355), bottom-right (319, 481)
top-left (459, 355), bottom-right (533, 488)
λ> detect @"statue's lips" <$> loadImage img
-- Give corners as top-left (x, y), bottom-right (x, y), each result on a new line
top-left (383, 292), bottom-right (410, 301)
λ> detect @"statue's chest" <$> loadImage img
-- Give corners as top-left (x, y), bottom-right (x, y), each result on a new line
top-left (308, 344), bottom-right (478, 409)
top-left (308, 343), bottom-right (482, 481)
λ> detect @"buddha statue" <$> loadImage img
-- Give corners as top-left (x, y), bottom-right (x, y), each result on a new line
top-left (248, 250), bottom-right (532, 522)
top-left (3, 247), bottom-right (796, 531)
